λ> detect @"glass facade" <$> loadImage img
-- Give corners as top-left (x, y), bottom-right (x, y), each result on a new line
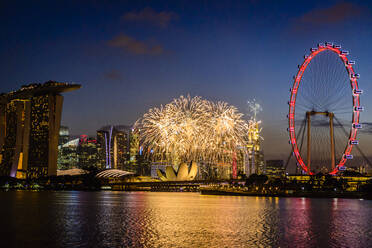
top-left (77, 137), bottom-right (99, 169)
top-left (96, 125), bottom-right (131, 170)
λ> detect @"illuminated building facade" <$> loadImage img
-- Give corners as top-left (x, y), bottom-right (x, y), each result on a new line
top-left (57, 126), bottom-right (78, 170)
top-left (58, 134), bottom-right (98, 170)
top-left (59, 126), bottom-right (69, 145)
top-left (57, 138), bottom-right (79, 170)
top-left (97, 125), bottom-right (131, 170)
top-left (346, 166), bottom-right (367, 174)
top-left (156, 162), bottom-right (198, 181)
top-left (265, 160), bottom-right (285, 177)
top-left (77, 135), bottom-right (99, 169)
top-left (245, 121), bottom-right (264, 176)
top-left (0, 81), bottom-right (80, 178)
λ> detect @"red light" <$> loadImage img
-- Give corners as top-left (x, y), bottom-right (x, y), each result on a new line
top-left (288, 43), bottom-right (359, 176)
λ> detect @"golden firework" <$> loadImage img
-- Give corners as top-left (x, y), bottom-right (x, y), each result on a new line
top-left (134, 95), bottom-right (256, 164)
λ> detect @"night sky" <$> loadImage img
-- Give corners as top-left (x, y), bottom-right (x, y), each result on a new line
top-left (1, 0), bottom-right (372, 162)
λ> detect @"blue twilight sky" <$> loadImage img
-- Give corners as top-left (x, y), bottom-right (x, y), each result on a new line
top-left (1, 0), bottom-right (372, 162)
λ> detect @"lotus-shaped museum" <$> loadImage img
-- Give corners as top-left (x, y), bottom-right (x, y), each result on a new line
top-left (156, 162), bottom-right (198, 181)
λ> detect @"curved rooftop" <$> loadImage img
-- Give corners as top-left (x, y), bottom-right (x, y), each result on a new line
top-left (157, 162), bottom-right (198, 181)
top-left (57, 168), bottom-right (88, 176)
top-left (0, 81), bottom-right (81, 104)
top-left (62, 138), bottom-right (79, 148)
top-left (96, 169), bottom-right (135, 178)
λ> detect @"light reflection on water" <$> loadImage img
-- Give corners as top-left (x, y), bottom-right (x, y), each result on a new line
top-left (1, 191), bottom-right (372, 247)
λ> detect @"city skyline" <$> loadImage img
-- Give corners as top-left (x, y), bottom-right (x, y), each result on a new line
top-left (1, 0), bottom-right (372, 161)
top-left (2, 2), bottom-right (372, 247)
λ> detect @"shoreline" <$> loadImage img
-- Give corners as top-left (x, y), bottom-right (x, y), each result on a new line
top-left (2, 188), bottom-right (372, 200)
top-left (200, 189), bottom-right (372, 200)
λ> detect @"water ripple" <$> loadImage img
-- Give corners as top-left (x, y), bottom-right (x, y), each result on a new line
top-left (1, 192), bottom-right (372, 247)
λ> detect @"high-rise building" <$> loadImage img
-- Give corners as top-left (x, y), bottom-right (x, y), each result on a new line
top-left (59, 126), bottom-right (69, 146)
top-left (57, 138), bottom-right (79, 170)
top-left (0, 81), bottom-right (80, 178)
top-left (77, 135), bottom-right (99, 169)
top-left (58, 134), bottom-right (99, 170)
top-left (245, 122), bottom-right (265, 176)
top-left (96, 125), bottom-right (131, 170)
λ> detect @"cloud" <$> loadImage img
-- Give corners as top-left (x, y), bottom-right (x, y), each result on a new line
top-left (311, 121), bottom-right (372, 135)
top-left (298, 2), bottom-right (362, 25)
top-left (359, 122), bottom-right (372, 134)
top-left (311, 119), bottom-right (344, 128)
top-left (104, 70), bottom-right (123, 81)
top-left (107, 34), bottom-right (164, 55)
top-left (122, 7), bottom-right (178, 28)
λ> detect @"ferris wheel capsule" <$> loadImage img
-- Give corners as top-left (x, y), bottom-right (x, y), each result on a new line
top-left (350, 140), bottom-right (359, 145)
top-left (310, 48), bottom-right (318, 52)
top-left (344, 154), bottom-right (353, 159)
top-left (304, 54), bottom-right (309, 59)
top-left (347, 60), bottom-right (355, 65)
top-left (325, 42), bottom-right (334, 47)
top-left (351, 73), bottom-right (360, 79)
top-left (353, 123), bottom-right (362, 129)
top-left (341, 50), bottom-right (349, 55)
top-left (318, 43), bottom-right (325, 48)
top-left (333, 44), bottom-right (341, 49)
top-left (338, 166), bottom-right (347, 171)
top-left (354, 106), bottom-right (364, 112)
top-left (353, 89), bottom-right (363, 95)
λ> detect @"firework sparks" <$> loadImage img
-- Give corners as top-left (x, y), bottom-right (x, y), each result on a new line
top-left (134, 95), bottom-right (253, 164)
top-left (247, 99), bottom-right (262, 121)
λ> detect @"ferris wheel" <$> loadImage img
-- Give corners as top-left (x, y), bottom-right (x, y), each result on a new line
top-left (288, 42), bottom-right (363, 175)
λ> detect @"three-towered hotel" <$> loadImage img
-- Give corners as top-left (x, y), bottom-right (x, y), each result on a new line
top-left (0, 81), bottom-right (80, 178)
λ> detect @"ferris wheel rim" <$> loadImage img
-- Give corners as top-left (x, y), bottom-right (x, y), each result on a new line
top-left (288, 43), bottom-right (361, 175)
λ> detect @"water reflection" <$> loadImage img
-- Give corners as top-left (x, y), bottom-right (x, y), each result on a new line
top-left (1, 191), bottom-right (372, 248)
top-left (329, 198), bottom-right (372, 248)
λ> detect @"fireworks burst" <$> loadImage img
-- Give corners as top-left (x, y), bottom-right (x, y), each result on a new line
top-left (245, 99), bottom-right (263, 143)
top-left (134, 95), bottom-right (252, 164)
top-left (247, 99), bottom-right (262, 121)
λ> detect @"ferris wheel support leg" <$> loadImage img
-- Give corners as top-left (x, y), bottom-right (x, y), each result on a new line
top-left (307, 112), bottom-right (311, 173)
top-left (329, 113), bottom-right (336, 170)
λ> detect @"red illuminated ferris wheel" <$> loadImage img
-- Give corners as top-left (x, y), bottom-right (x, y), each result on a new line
top-left (288, 42), bottom-right (363, 175)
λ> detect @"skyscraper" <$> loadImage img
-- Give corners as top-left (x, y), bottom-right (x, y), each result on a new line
top-left (0, 81), bottom-right (80, 178)
top-left (77, 135), bottom-right (99, 169)
top-left (59, 126), bottom-right (70, 146)
top-left (245, 121), bottom-right (265, 176)
top-left (96, 125), bottom-right (131, 170)
top-left (57, 137), bottom-right (79, 170)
